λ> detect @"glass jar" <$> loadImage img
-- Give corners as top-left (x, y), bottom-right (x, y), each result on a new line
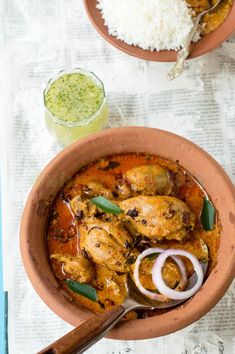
top-left (43, 68), bottom-right (109, 146)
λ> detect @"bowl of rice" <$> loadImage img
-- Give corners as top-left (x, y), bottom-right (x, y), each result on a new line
top-left (84, 0), bottom-right (235, 62)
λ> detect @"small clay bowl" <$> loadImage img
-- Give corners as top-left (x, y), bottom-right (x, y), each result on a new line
top-left (84, 0), bottom-right (235, 62)
top-left (20, 127), bottom-right (235, 340)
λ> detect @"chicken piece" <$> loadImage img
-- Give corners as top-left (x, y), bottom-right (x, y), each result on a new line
top-left (82, 181), bottom-right (113, 199)
top-left (70, 195), bottom-right (118, 223)
top-left (152, 236), bottom-right (209, 274)
top-left (79, 220), bottom-right (133, 273)
top-left (130, 237), bottom-right (208, 292)
top-left (125, 164), bottom-right (172, 196)
top-left (96, 266), bottom-right (128, 308)
top-left (70, 196), bottom-right (96, 219)
top-left (51, 254), bottom-right (95, 283)
top-left (131, 255), bottom-right (182, 291)
top-left (152, 236), bottom-right (209, 263)
top-left (70, 180), bottom-right (114, 220)
top-left (120, 196), bottom-right (195, 241)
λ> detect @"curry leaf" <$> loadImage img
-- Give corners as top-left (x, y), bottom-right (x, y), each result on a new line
top-left (201, 198), bottom-right (215, 231)
top-left (65, 279), bottom-right (98, 302)
top-left (91, 196), bottom-right (123, 214)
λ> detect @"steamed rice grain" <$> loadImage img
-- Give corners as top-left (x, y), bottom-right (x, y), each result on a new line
top-left (97, 0), bottom-right (198, 51)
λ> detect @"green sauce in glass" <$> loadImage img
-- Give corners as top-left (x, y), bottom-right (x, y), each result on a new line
top-left (44, 69), bottom-right (108, 146)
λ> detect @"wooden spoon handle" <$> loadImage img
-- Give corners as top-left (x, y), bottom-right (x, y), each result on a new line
top-left (37, 305), bottom-right (125, 354)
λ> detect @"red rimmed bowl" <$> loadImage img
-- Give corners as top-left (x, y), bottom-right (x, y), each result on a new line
top-left (20, 127), bottom-right (235, 339)
top-left (84, 0), bottom-right (235, 62)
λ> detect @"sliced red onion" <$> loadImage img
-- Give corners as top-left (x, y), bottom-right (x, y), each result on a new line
top-left (152, 249), bottom-right (204, 300)
top-left (133, 248), bottom-right (188, 301)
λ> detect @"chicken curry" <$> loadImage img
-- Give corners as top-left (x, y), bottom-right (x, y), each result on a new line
top-left (187, 0), bottom-right (233, 35)
top-left (47, 153), bottom-right (220, 317)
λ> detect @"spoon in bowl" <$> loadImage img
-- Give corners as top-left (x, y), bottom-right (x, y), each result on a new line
top-left (37, 261), bottom-right (208, 354)
top-left (168, 0), bottom-right (221, 81)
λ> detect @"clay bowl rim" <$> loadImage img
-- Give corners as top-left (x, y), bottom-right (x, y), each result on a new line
top-left (83, 0), bottom-right (235, 62)
top-left (20, 126), bottom-right (235, 340)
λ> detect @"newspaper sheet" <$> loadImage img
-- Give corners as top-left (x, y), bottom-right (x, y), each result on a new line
top-left (0, 0), bottom-right (234, 353)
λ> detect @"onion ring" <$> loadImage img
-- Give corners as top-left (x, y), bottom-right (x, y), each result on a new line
top-left (133, 248), bottom-right (188, 301)
top-left (152, 249), bottom-right (204, 300)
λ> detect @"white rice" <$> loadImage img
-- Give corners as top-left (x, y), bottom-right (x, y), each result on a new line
top-left (97, 0), bottom-right (198, 51)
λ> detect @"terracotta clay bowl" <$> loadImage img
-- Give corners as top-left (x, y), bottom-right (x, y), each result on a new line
top-left (84, 0), bottom-right (235, 62)
top-left (20, 127), bottom-right (235, 340)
